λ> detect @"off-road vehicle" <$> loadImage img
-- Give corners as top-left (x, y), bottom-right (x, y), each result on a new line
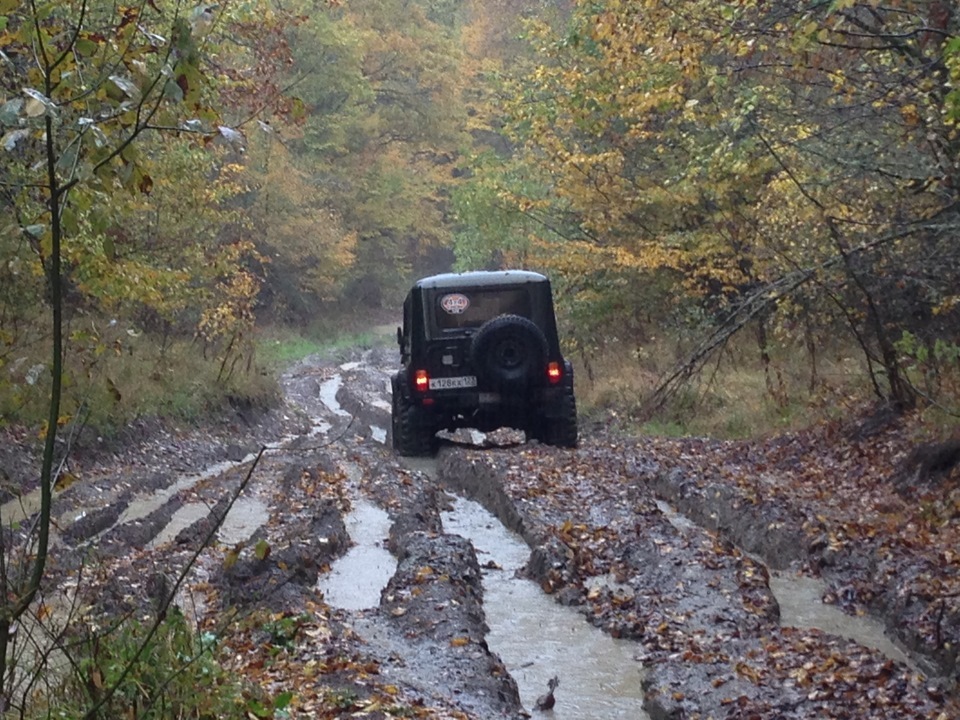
top-left (391, 270), bottom-right (578, 456)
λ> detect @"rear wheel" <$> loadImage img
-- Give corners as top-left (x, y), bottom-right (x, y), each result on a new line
top-left (392, 388), bottom-right (438, 457)
top-left (531, 388), bottom-right (578, 448)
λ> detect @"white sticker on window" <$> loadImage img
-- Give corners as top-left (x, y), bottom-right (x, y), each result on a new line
top-left (440, 293), bottom-right (470, 314)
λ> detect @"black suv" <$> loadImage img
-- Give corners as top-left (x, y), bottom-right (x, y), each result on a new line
top-left (391, 270), bottom-right (578, 456)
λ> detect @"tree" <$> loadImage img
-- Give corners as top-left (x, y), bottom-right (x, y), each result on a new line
top-left (460, 0), bottom-right (960, 411)
top-left (276, 0), bottom-right (469, 306)
top-left (0, 0), bottom-right (305, 707)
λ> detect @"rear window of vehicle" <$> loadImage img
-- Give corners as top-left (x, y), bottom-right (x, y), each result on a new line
top-left (430, 287), bottom-right (532, 333)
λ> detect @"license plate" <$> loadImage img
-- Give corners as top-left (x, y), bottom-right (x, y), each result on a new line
top-left (429, 375), bottom-right (477, 390)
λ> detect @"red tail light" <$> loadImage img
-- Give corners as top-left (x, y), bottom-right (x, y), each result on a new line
top-left (547, 361), bottom-right (563, 384)
top-left (414, 369), bottom-right (430, 392)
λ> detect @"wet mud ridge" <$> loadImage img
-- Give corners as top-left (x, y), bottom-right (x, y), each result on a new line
top-left (7, 343), bottom-right (958, 719)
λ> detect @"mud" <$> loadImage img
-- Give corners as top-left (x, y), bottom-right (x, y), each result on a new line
top-left (2, 340), bottom-right (957, 719)
top-left (643, 460), bottom-right (956, 681)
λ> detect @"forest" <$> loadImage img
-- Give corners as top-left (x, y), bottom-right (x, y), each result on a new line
top-left (1, 1), bottom-right (959, 717)
top-left (2, 0), bottom-right (959, 434)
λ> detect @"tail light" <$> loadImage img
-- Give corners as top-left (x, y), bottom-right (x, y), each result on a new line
top-left (414, 369), bottom-right (430, 392)
top-left (547, 361), bottom-right (563, 384)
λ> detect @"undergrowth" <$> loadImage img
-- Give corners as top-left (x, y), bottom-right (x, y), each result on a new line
top-left (0, 330), bottom-right (277, 436)
top-left (0, 312), bottom-right (397, 436)
top-left (24, 610), bottom-right (273, 720)
top-left (576, 333), bottom-right (959, 440)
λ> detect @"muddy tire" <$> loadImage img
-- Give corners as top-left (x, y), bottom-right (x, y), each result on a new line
top-left (533, 389), bottom-right (578, 448)
top-left (470, 314), bottom-right (548, 391)
top-left (392, 389), bottom-right (437, 457)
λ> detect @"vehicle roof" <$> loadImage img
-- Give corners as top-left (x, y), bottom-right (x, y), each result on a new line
top-left (414, 270), bottom-right (548, 290)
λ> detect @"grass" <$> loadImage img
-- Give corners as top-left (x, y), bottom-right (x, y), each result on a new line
top-left (575, 332), bottom-right (924, 440)
top-left (0, 310), bottom-right (401, 436)
top-left (1, 324), bottom-right (276, 435)
top-left (254, 320), bottom-right (395, 370)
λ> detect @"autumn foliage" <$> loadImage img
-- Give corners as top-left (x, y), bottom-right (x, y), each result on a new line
top-left (456, 0), bottom-right (960, 417)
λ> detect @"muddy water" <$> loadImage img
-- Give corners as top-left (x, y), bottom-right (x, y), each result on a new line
top-left (148, 496), bottom-right (270, 549)
top-left (316, 499), bottom-right (396, 610)
top-left (770, 572), bottom-right (914, 667)
top-left (320, 376), bottom-right (351, 417)
top-left (442, 496), bottom-right (649, 719)
top-left (1, 489), bottom-right (44, 528)
top-left (655, 501), bottom-right (913, 668)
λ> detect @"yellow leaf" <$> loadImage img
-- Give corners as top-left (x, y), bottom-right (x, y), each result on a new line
top-left (223, 545), bottom-right (242, 570)
top-left (54, 472), bottom-right (78, 491)
top-left (254, 539), bottom-right (271, 561)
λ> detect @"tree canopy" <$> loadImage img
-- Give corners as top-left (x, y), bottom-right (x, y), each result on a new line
top-left (455, 0), bottom-right (960, 410)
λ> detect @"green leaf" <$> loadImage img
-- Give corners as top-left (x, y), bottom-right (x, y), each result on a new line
top-left (246, 699), bottom-right (271, 718)
top-left (274, 691), bottom-right (294, 709)
top-left (60, 207), bottom-right (79, 236)
top-left (254, 538), bottom-right (270, 560)
top-left (75, 38), bottom-right (99, 57)
top-left (0, 16), bottom-right (8, 31)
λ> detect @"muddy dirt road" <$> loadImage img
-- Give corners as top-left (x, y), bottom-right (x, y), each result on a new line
top-left (5, 341), bottom-right (957, 719)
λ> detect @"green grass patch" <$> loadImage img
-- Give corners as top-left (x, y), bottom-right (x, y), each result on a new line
top-left (28, 610), bottom-right (265, 720)
top-left (255, 327), bottom-right (329, 368)
top-left (255, 319), bottom-right (396, 370)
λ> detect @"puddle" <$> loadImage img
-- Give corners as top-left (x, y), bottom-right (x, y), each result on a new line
top-left (148, 497), bottom-right (270, 549)
top-left (770, 572), bottom-right (914, 667)
top-left (1, 490), bottom-right (45, 528)
top-left (656, 500), bottom-right (914, 668)
top-left (370, 425), bottom-right (387, 444)
top-left (118, 461), bottom-right (240, 526)
top-left (442, 496), bottom-right (649, 719)
top-left (319, 376), bottom-right (351, 417)
top-left (317, 499), bottom-right (396, 610)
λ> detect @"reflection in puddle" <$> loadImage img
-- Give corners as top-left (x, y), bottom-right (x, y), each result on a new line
top-left (319, 376), bottom-right (351, 417)
top-left (149, 497), bottom-right (270, 549)
top-left (317, 499), bottom-right (396, 610)
top-left (442, 496), bottom-right (648, 720)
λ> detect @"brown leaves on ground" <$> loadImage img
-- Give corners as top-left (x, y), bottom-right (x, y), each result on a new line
top-left (449, 409), bottom-right (958, 719)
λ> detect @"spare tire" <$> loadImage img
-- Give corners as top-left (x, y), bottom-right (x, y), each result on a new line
top-left (470, 314), bottom-right (548, 391)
